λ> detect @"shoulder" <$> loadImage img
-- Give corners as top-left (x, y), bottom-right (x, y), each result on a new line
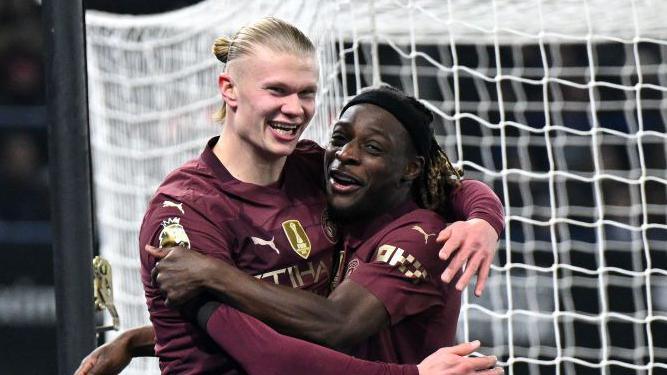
top-left (457, 178), bottom-right (494, 193)
top-left (382, 208), bottom-right (446, 245)
top-left (150, 157), bottom-right (235, 210)
top-left (372, 209), bottom-right (447, 278)
top-left (156, 159), bottom-right (216, 199)
top-left (142, 158), bottom-right (236, 234)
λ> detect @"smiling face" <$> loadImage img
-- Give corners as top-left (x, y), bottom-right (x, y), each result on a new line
top-left (221, 46), bottom-right (318, 159)
top-left (324, 103), bottom-right (423, 221)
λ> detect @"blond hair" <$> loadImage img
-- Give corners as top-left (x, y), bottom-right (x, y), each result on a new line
top-left (212, 17), bottom-right (316, 122)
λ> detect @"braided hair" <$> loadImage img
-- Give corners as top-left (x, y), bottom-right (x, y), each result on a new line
top-left (414, 137), bottom-right (462, 215)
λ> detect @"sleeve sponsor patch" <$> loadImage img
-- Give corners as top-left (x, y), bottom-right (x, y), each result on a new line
top-left (158, 217), bottom-right (191, 249)
top-left (375, 244), bottom-right (429, 283)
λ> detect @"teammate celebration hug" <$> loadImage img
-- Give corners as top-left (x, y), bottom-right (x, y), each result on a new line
top-left (77, 17), bottom-right (504, 375)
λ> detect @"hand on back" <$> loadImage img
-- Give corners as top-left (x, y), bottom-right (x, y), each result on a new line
top-left (437, 218), bottom-right (499, 297)
top-left (418, 341), bottom-right (503, 375)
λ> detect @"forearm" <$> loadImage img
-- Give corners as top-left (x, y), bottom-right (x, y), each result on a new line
top-left (122, 325), bottom-right (155, 357)
top-left (200, 303), bottom-right (417, 375)
top-left (203, 261), bottom-right (346, 347)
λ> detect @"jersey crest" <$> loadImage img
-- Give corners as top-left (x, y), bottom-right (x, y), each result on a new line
top-left (321, 208), bottom-right (339, 244)
top-left (158, 217), bottom-right (191, 249)
top-left (282, 219), bottom-right (311, 259)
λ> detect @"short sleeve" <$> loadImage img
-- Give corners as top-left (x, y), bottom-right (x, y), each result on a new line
top-left (446, 179), bottom-right (505, 236)
top-left (347, 221), bottom-right (452, 325)
top-left (139, 192), bottom-right (236, 282)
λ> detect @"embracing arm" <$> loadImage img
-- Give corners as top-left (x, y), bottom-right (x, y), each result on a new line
top-left (209, 271), bottom-right (388, 351)
top-left (74, 325), bottom-right (155, 375)
top-left (447, 179), bottom-right (504, 236)
top-left (438, 179), bottom-right (504, 296)
top-left (149, 244), bottom-right (389, 351)
top-left (196, 302), bottom-right (416, 375)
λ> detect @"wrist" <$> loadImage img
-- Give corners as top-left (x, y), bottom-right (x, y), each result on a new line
top-left (203, 258), bottom-right (233, 294)
top-left (469, 217), bottom-right (499, 241)
top-left (196, 300), bottom-right (222, 329)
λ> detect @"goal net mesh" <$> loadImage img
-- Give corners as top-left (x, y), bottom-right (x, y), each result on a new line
top-left (85, 1), bottom-right (667, 374)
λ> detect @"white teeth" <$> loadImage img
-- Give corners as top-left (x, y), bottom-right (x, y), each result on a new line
top-left (269, 121), bottom-right (298, 135)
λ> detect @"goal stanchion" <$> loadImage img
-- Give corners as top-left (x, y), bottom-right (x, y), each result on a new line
top-left (44, 0), bottom-right (97, 373)
top-left (85, 1), bottom-right (667, 374)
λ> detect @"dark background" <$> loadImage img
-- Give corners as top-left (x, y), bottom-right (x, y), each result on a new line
top-left (0, 1), bottom-right (201, 374)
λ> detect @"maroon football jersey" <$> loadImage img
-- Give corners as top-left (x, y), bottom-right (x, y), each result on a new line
top-left (342, 200), bottom-right (462, 364)
top-left (139, 137), bottom-right (338, 374)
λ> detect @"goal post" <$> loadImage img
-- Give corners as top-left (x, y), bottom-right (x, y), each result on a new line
top-left (85, 1), bottom-right (667, 374)
top-left (44, 0), bottom-right (97, 372)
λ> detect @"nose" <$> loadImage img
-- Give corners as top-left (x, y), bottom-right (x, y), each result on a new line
top-left (335, 141), bottom-right (360, 165)
top-left (281, 93), bottom-right (305, 118)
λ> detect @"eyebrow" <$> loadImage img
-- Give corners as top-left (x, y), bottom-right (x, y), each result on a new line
top-left (262, 81), bottom-right (318, 92)
top-left (363, 124), bottom-right (393, 140)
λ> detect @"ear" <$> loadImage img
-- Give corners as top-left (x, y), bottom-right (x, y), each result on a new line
top-left (401, 156), bottom-right (424, 183)
top-left (218, 73), bottom-right (238, 109)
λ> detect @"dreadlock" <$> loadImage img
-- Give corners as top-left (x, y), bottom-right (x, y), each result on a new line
top-left (413, 137), bottom-right (462, 216)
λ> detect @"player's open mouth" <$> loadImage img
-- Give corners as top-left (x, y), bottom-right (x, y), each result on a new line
top-left (328, 169), bottom-right (363, 193)
top-left (268, 121), bottom-right (300, 139)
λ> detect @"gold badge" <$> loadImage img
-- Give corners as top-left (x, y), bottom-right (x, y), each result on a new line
top-left (159, 217), bottom-right (191, 249)
top-left (282, 219), bottom-right (311, 259)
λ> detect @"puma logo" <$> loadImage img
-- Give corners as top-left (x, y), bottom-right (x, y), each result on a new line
top-left (251, 236), bottom-right (280, 254)
top-left (162, 200), bottom-right (184, 214)
top-left (412, 225), bottom-right (436, 244)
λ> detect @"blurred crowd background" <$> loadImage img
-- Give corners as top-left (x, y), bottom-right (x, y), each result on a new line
top-left (0, 1), bottom-right (199, 373)
top-left (0, 1), bottom-right (53, 373)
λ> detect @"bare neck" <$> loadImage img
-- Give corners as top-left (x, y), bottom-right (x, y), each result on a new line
top-left (213, 126), bottom-right (287, 186)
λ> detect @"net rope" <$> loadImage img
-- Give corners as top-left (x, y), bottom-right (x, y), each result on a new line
top-left (85, 1), bottom-right (667, 374)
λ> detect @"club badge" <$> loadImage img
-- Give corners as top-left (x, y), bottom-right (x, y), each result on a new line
top-left (282, 219), bottom-right (311, 259)
top-left (321, 208), bottom-right (339, 244)
top-left (158, 217), bottom-right (191, 249)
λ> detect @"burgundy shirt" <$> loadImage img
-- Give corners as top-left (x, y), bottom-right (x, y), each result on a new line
top-left (140, 137), bottom-right (337, 374)
top-left (343, 200), bottom-right (460, 363)
top-left (201, 182), bottom-right (503, 374)
top-left (141, 137), bottom-right (504, 373)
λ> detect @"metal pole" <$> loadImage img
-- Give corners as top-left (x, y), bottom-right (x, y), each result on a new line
top-left (43, 0), bottom-right (96, 373)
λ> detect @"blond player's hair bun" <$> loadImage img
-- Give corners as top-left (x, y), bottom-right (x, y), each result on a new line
top-left (212, 36), bottom-right (231, 63)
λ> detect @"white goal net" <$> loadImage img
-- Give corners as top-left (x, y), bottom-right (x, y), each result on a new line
top-left (85, 1), bottom-right (667, 374)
